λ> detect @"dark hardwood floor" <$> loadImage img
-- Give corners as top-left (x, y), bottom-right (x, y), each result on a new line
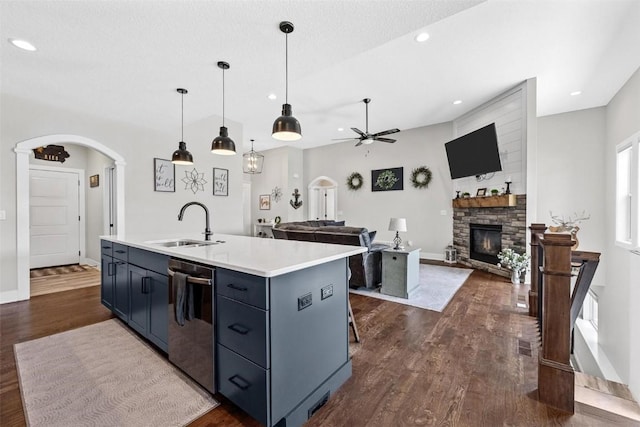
top-left (1, 270), bottom-right (636, 426)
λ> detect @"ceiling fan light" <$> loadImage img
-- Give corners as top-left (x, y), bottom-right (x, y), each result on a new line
top-left (211, 126), bottom-right (237, 155)
top-left (362, 138), bottom-right (375, 145)
top-left (172, 141), bottom-right (193, 165)
top-left (272, 103), bottom-right (302, 141)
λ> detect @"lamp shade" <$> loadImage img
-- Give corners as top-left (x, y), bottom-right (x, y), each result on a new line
top-left (388, 217), bottom-right (407, 232)
top-left (211, 126), bottom-right (236, 155)
top-left (272, 103), bottom-right (302, 141)
top-left (172, 141), bottom-right (193, 165)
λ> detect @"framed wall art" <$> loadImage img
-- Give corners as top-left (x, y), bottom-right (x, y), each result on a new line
top-left (89, 174), bottom-right (99, 188)
top-left (259, 194), bottom-right (271, 210)
top-left (371, 167), bottom-right (403, 192)
top-left (154, 158), bottom-right (175, 192)
top-left (213, 168), bottom-right (228, 196)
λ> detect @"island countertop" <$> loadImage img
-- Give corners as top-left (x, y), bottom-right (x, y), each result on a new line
top-left (101, 233), bottom-right (366, 277)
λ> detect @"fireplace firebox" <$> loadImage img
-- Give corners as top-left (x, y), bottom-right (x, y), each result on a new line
top-left (469, 223), bottom-right (502, 264)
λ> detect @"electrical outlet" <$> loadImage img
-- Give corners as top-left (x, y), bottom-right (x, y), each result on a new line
top-left (321, 284), bottom-right (333, 300)
top-left (298, 293), bottom-right (312, 311)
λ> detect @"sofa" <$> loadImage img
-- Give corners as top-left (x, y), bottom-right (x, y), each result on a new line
top-left (273, 221), bottom-right (389, 289)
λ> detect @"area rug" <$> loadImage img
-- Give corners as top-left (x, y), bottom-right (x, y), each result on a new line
top-left (350, 264), bottom-right (472, 312)
top-left (14, 319), bottom-right (218, 427)
top-left (30, 264), bottom-right (97, 278)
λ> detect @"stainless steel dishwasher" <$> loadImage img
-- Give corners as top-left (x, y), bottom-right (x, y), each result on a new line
top-left (167, 258), bottom-right (215, 394)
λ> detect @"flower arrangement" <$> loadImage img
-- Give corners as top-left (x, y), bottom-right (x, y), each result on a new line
top-left (497, 248), bottom-right (530, 273)
top-left (375, 169), bottom-right (399, 190)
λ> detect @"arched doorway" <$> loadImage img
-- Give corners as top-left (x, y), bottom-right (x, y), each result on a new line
top-left (14, 134), bottom-right (126, 301)
top-left (308, 176), bottom-right (338, 221)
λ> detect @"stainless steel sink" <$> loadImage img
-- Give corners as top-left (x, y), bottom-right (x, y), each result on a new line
top-left (147, 239), bottom-right (220, 248)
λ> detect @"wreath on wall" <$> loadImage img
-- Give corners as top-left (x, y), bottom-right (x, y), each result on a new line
top-left (346, 172), bottom-right (364, 190)
top-left (410, 166), bottom-right (432, 189)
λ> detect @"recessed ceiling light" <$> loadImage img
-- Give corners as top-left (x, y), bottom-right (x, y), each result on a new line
top-left (415, 32), bottom-right (430, 43)
top-left (268, 93), bottom-right (277, 100)
top-left (453, 100), bottom-right (462, 105)
top-left (337, 127), bottom-right (344, 132)
top-left (8, 38), bottom-right (36, 51)
top-left (570, 91), bottom-right (582, 96)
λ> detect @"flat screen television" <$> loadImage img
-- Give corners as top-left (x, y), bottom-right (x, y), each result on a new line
top-left (445, 123), bottom-right (502, 179)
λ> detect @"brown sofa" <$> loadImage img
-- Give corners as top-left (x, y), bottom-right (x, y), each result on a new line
top-left (273, 221), bottom-right (389, 289)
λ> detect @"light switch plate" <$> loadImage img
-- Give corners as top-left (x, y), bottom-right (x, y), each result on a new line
top-left (0, 210), bottom-right (6, 220)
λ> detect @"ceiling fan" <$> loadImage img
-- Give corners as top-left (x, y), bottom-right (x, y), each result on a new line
top-left (334, 98), bottom-right (400, 146)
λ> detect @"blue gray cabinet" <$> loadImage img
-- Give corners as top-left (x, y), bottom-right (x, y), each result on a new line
top-left (128, 248), bottom-right (169, 352)
top-left (100, 241), bottom-right (128, 321)
top-left (216, 259), bottom-right (352, 427)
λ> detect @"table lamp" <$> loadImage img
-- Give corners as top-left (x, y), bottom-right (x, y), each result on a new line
top-left (388, 218), bottom-right (407, 250)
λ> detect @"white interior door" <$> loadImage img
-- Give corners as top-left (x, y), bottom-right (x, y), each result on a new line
top-left (30, 168), bottom-right (80, 268)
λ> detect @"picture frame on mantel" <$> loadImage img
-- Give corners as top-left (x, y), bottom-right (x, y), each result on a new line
top-left (213, 167), bottom-right (228, 196)
top-left (154, 158), bottom-right (175, 192)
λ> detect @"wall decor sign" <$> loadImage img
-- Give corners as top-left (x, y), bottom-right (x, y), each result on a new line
top-left (33, 145), bottom-right (70, 163)
top-left (371, 167), bottom-right (403, 192)
top-left (213, 168), bottom-right (228, 196)
top-left (259, 194), bottom-right (271, 210)
top-left (181, 168), bottom-right (207, 194)
top-left (89, 174), bottom-right (99, 188)
top-left (154, 158), bottom-right (175, 192)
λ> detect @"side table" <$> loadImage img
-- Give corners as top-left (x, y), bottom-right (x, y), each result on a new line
top-left (381, 247), bottom-right (421, 298)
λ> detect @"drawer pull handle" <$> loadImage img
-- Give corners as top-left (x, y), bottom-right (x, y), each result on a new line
top-left (228, 374), bottom-right (251, 390)
top-left (227, 283), bottom-right (248, 292)
top-left (102, 245), bottom-right (111, 249)
top-left (228, 323), bottom-right (250, 335)
top-left (142, 276), bottom-right (151, 294)
top-left (115, 250), bottom-right (127, 254)
top-left (108, 262), bottom-right (115, 276)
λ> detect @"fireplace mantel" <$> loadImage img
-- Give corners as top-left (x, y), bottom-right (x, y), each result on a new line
top-left (452, 194), bottom-right (516, 209)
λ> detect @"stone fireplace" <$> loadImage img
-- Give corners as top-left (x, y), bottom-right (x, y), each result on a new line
top-left (452, 195), bottom-right (526, 278)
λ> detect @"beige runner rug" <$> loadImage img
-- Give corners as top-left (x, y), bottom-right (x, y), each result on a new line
top-left (14, 319), bottom-right (218, 427)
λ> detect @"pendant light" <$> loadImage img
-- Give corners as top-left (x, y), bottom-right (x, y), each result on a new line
top-left (272, 21), bottom-right (302, 141)
top-left (211, 61), bottom-right (236, 155)
top-left (243, 139), bottom-right (264, 174)
top-left (171, 88), bottom-right (194, 165)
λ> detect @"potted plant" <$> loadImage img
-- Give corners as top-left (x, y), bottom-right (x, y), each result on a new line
top-left (490, 189), bottom-right (499, 196)
top-left (497, 248), bottom-right (531, 285)
top-left (462, 192), bottom-right (471, 198)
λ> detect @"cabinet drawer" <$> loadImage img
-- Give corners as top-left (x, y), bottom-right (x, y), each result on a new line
top-left (129, 247), bottom-right (169, 275)
top-left (112, 243), bottom-right (129, 261)
top-left (217, 344), bottom-right (270, 426)
top-left (101, 240), bottom-right (113, 257)
top-left (216, 269), bottom-right (269, 310)
top-left (218, 296), bottom-right (269, 368)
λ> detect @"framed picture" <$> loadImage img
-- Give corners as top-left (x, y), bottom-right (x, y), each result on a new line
top-left (154, 158), bottom-right (175, 192)
top-left (89, 174), bottom-right (99, 188)
top-left (371, 167), bottom-right (403, 192)
top-left (259, 194), bottom-right (271, 210)
top-left (476, 188), bottom-right (487, 196)
top-left (213, 168), bottom-right (228, 196)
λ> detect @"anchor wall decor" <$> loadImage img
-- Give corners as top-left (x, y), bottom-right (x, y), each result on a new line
top-left (290, 188), bottom-right (303, 209)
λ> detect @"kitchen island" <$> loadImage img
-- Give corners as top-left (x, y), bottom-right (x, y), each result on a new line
top-left (100, 233), bottom-right (365, 427)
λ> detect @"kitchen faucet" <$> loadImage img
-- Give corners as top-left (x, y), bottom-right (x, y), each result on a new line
top-left (178, 202), bottom-right (213, 240)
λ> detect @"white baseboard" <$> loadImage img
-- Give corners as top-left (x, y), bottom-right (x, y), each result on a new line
top-left (0, 289), bottom-right (19, 304)
top-left (82, 257), bottom-right (99, 268)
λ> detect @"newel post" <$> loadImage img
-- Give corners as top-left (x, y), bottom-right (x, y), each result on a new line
top-left (538, 232), bottom-right (574, 413)
top-left (528, 223), bottom-right (547, 318)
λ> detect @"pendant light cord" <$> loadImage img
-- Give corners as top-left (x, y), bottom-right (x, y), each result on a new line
top-left (285, 32), bottom-right (289, 104)
top-left (181, 91), bottom-right (184, 141)
top-left (222, 67), bottom-right (226, 126)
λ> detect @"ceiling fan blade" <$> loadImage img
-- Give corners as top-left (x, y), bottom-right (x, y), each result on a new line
top-left (351, 127), bottom-right (366, 137)
top-left (355, 140), bottom-right (363, 147)
top-left (372, 128), bottom-right (400, 137)
top-left (332, 137), bottom-right (359, 141)
top-left (375, 137), bottom-right (396, 143)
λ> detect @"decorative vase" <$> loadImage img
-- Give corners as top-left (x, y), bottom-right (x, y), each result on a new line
top-left (511, 269), bottom-right (521, 285)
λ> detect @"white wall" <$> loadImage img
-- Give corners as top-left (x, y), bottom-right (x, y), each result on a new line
top-left (85, 149), bottom-right (113, 263)
top-left (603, 67), bottom-right (640, 400)
top-left (304, 122), bottom-right (454, 259)
top-left (0, 93), bottom-right (243, 299)
top-left (537, 107), bottom-right (607, 287)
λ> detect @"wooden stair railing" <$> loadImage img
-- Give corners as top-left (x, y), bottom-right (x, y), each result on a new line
top-left (570, 251), bottom-right (600, 328)
top-left (538, 231), bottom-right (575, 413)
top-left (531, 226), bottom-right (601, 414)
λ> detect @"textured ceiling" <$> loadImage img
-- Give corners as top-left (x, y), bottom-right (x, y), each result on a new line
top-left (2, 0), bottom-right (639, 152)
